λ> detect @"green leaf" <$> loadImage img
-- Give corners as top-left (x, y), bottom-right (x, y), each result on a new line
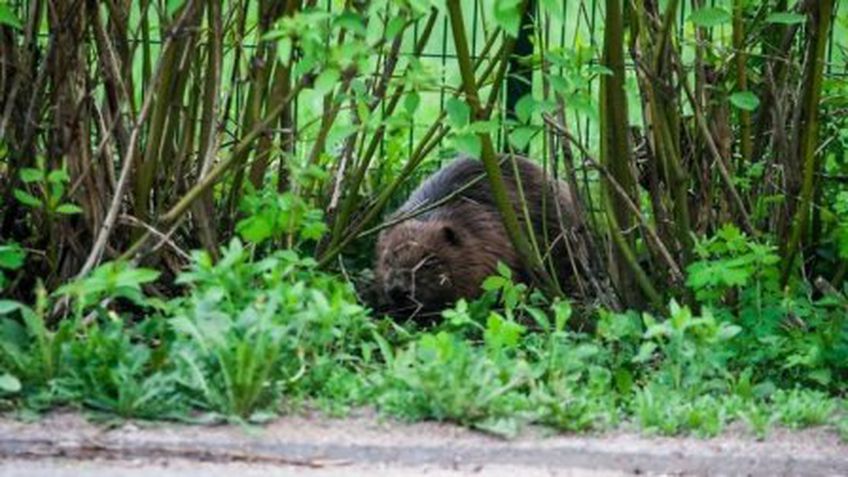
top-left (166, 0), bottom-right (185, 17)
top-left (552, 300), bottom-right (572, 332)
top-left (508, 126), bottom-right (538, 151)
top-left (0, 300), bottom-right (22, 314)
top-left (0, 373), bottom-right (21, 393)
top-left (482, 275), bottom-right (507, 291)
top-left (689, 7), bottom-right (731, 27)
top-left (262, 29), bottom-right (286, 42)
top-left (494, 0), bottom-right (523, 37)
top-left (385, 17), bottom-right (407, 39)
top-left (0, 4), bottom-right (23, 30)
top-left (313, 68), bottom-right (340, 96)
top-left (301, 221), bottom-right (327, 241)
top-left (496, 261), bottom-right (512, 279)
top-left (452, 132), bottom-right (481, 158)
top-left (466, 120), bottom-right (499, 134)
top-left (475, 416), bottom-right (520, 439)
top-left (13, 189), bottom-right (41, 208)
top-left (445, 98), bottom-right (470, 128)
top-left (539, 0), bottom-right (563, 20)
top-left (633, 341), bottom-right (657, 363)
top-left (334, 10), bottom-right (367, 36)
top-left (277, 37), bottom-right (292, 66)
top-left (404, 91), bottom-right (420, 115)
top-left (729, 91), bottom-right (760, 111)
top-left (548, 75), bottom-right (570, 95)
top-left (766, 12), bottom-right (806, 25)
top-left (19, 168), bottom-right (43, 183)
top-left (47, 168), bottom-right (70, 184)
top-left (113, 264), bottom-right (160, 289)
top-left (587, 64), bottom-right (614, 77)
top-left (484, 312), bottom-right (525, 350)
top-left (237, 215), bottom-right (274, 244)
top-left (514, 93), bottom-right (535, 123)
top-left (56, 203), bottom-right (83, 215)
top-left (614, 369), bottom-right (634, 394)
top-left (0, 244), bottom-right (25, 270)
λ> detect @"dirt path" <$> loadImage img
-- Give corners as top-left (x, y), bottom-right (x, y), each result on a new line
top-left (0, 410), bottom-right (846, 476)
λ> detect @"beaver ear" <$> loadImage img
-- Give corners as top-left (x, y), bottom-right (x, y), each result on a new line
top-left (442, 225), bottom-right (462, 247)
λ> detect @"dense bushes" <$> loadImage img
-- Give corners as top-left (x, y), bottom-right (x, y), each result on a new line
top-left (1, 225), bottom-right (846, 438)
top-left (0, 0), bottom-right (846, 440)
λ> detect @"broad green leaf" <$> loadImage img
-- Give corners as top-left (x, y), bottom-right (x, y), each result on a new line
top-left (334, 10), bottom-right (367, 36)
top-left (0, 300), bottom-right (22, 314)
top-left (539, 0), bottom-right (563, 20)
top-left (766, 12), bottom-right (806, 25)
top-left (508, 126), bottom-right (538, 151)
top-left (717, 323), bottom-right (742, 341)
top-left (548, 75), bottom-right (570, 95)
top-left (13, 189), bottom-right (41, 207)
top-left (313, 68), bottom-right (340, 96)
top-left (587, 64), bottom-right (614, 77)
top-left (614, 369), bottom-right (634, 395)
top-left (494, 0), bottom-right (523, 37)
top-left (385, 17), bottom-right (406, 39)
top-left (525, 306), bottom-right (550, 330)
top-left (301, 221), bottom-right (327, 241)
top-left (466, 120), bottom-right (498, 134)
top-left (484, 312), bottom-right (525, 350)
top-left (56, 203), bottom-right (83, 215)
top-left (19, 168), bottom-right (43, 183)
top-left (277, 37), bottom-right (292, 66)
top-left (452, 132), bottom-right (481, 158)
top-left (632, 341), bottom-right (657, 363)
top-left (262, 30), bottom-right (286, 42)
top-left (496, 261), bottom-right (512, 279)
top-left (475, 417), bottom-right (520, 439)
top-left (0, 4), bottom-right (23, 30)
top-left (482, 275), bottom-right (507, 291)
top-left (514, 93), bottom-right (535, 123)
top-left (729, 91), bottom-right (760, 111)
top-left (0, 244), bottom-right (25, 270)
top-left (47, 168), bottom-right (70, 184)
top-left (237, 215), bottom-right (274, 244)
top-left (166, 0), bottom-right (185, 17)
top-left (689, 7), bottom-right (731, 27)
top-left (404, 91), bottom-right (420, 115)
top-left (0, 373), bottom-right (21, 393)
top-left (445, 98), bottom-right (470, 128)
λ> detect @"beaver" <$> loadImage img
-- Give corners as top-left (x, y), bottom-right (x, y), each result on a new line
top-left (374, 154), bottom-right (579, 319)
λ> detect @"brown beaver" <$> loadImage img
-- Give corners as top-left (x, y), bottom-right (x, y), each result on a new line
top-left (374, 154), bottom-right (579, 318)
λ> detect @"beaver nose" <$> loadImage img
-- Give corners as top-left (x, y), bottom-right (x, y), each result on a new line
top-left (388, 285), bottom-right (408, 303)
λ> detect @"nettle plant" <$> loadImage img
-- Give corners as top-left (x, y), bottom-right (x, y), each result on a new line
top-left (686, 224), bottom-right (781, 314)
top-left (13, 158), bottom-right (82, 268)
top-left (685, 225), bottom-right (848, 391)
top-left (13, 157), bottom-right (82, 218)
top-left (170, 238), bottom-right (375, 421)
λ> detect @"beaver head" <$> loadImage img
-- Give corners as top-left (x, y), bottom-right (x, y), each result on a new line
top-left (374, 219), bottom-right (465, 314)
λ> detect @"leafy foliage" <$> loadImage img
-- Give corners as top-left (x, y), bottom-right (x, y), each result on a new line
top-left (0, 0), bottom-right (845, 443)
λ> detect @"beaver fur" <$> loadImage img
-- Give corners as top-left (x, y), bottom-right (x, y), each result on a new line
top-left (374, 154), bottom-right (579, 318)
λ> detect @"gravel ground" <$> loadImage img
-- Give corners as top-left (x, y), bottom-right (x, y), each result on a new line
top-left (0, 409), bottom-right (846, 476)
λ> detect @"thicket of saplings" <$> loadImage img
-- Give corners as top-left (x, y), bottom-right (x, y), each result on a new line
top-left (0, 1), bottom-right (846, 439)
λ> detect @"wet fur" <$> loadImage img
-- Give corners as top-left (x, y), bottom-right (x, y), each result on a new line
top-left (374, 155), bottom-right (577, 318)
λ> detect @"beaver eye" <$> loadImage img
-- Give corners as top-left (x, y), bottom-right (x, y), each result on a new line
top-left (411, 254), bottom-right (433, 273)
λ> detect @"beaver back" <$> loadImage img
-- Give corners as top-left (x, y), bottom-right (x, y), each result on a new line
top-left (375, 154), bottom-right (577, 316)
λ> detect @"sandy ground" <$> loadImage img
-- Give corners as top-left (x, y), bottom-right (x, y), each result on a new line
top-left (0, 409), bottom-right (846, 476)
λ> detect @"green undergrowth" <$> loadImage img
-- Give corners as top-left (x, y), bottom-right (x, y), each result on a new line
top-left (0, 225), bottom-right (846, 440)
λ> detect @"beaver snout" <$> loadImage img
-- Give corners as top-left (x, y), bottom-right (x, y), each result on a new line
top-left (383, 270), bottom-right (413, 305)
top-left (387, 284), bottom-right (409, 304)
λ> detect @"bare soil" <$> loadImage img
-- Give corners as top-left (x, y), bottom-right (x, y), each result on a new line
top-left (0, 409), bottom-right (846, 476)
